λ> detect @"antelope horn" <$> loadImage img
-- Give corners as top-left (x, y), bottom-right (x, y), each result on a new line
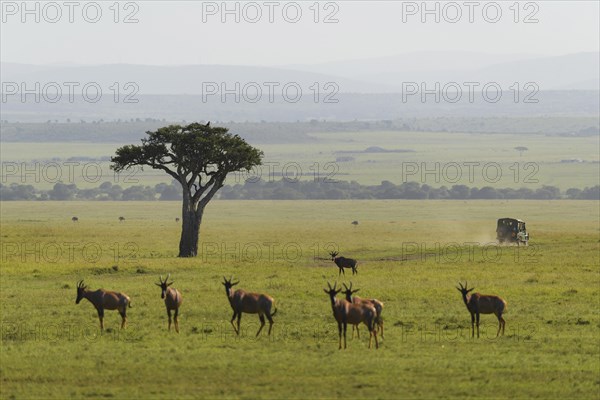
top-left (166, 273), bottom-right (171, 282)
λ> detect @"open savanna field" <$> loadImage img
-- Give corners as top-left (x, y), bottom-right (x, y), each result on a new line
top-left (2, 131), bottom-right (599, 190)
top-left (1, 200), bottom-right (599, 399)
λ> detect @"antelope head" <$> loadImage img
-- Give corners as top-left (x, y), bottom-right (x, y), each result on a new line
top-left (155, 274), bottom-right (174, 299)
top-left (323, 281), bottom-right (341, 299)
top-left (329, 251), bottom-right (339, 261)
top-left (222, 276), bottom-right (239, 296)
top-left (76, 280), bottom-right (88, 304)
top-left (342, 282), bottom-right (360, 301)
top-left (456, 281), bottom-right (474, 297)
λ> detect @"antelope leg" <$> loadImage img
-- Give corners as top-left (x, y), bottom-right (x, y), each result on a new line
top-left (97, 308), bottom-right (105, 331)
top-left (119, 309), bottom-right (127, 329)
top-left (230, 312), bottom-right (238, 334)
top-left (267, 315), bottom-right (274, 336)
top-left (256, 314), bottom-right (265, 337)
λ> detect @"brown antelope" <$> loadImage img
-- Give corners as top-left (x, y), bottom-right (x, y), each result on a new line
top-left (222, 277), bottom-right (277, 337)
top-left (75, 280), bottom-right (131, 330)
top-left (72, 216), bottom-right (79, 222)
top-left (329, 251), bottom-right (358, 276)
top-left (324, 281), bottom-right (378, 349)
top-left (118, 216), bottom-right (125, 222)
top-left (342, 282), bottom-right (384, 339)
top-left (456, 281), bottom-right (507, 338)
top-left (155, 274), bottom-right (183, 333)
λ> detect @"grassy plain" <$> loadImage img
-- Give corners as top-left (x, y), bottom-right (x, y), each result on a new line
top-left (0, 200), bottom-right (599, 399)
top-left (2, 131), bottom-right (599, 190)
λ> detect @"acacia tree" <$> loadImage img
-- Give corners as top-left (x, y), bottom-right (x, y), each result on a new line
top-left (111, 122), bottom-right (263, 257)
top-left (514, 146), bottom-right (528, 156)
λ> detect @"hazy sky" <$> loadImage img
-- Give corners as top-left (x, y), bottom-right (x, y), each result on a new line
top-left (1, 1), bottom-right (598, 66)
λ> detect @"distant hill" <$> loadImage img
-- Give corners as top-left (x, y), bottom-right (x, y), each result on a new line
top-left (0, 63), bottom-right (389, 95)
top-left (289, 52), bottom-right (600, 91)
top-left (2, 52), bottom-right (598, 96)
top-left (288, 51), bottom-right (540, 79)
top-left (2, 52), bottom-right (598, 122)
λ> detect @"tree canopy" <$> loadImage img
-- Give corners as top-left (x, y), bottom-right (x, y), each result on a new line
top-left (111, 123), bottom-right (263, 207)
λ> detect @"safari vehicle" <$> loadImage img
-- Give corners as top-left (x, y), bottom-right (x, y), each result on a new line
top-left (496, 218), bottom-right (529, 246)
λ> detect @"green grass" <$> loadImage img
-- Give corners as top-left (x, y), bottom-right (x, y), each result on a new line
top-left (2, 131), bottom-right (599, 189)
top-left (1, 200), bottom-right (599, 399)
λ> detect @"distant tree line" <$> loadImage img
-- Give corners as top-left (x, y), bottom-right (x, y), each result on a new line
top-left (1, 180), bottom-right (598, 201)
top-left (0, 181), bottom-right (182, 201)
top-left (1, 116), bottom-right (598, 144)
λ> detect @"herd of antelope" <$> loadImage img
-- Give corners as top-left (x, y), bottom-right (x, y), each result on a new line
top-left (75, 253), bottom-right (507, 348)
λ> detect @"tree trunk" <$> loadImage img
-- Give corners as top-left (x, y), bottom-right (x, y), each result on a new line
top-left (178, 192), bottom-right (204, 257)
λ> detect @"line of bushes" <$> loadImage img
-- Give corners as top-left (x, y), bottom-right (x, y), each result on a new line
top-left (1, 180), bottom-right (598, 201)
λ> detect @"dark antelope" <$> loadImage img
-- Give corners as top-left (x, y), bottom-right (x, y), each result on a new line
top-left (457, 281), bottom-right (507, 338)
top-left (342, 282), bottom-right (384, 339)
top-left (222, 277), bottom-right (277, 337)
top-left (75, 280), bottom-right (131, 330)
top-left (72, 216), bottom-right (79, 222)
top-left (155, 274), bottom-right (183, 333)
top-left (329, 251), bottom-right (358, 276)
top-left (324, 282), bottom-right (378, 349)
top-left (118, 216), bottom-right (125, 222)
